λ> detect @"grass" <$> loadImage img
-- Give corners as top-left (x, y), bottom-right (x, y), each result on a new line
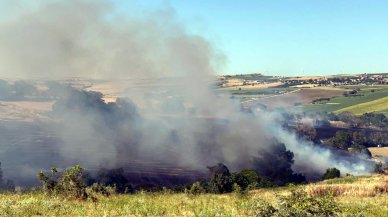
top-left (334, 96), bottom-right (388, 115)
top-left (306, 175), bottom-right (388, 197)
top-left (0, 175), bottom-right (387, 216)
top-left (302, 87), bottom-right (388, 114)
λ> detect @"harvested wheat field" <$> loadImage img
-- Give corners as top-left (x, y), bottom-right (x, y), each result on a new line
top-left (369, 147), bottom-right (388, 157)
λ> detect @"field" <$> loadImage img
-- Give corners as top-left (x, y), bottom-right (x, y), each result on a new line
top-left (239, 87), bottom-right (345, 108)
top-left (220, 74), bottom-right (388, 116)
top-left (259, 88), bottom-right (344, 108)
top-left (334, 96), bottom-right (388, 115)
top-left (302, 87), bottom-right (388, 115)
top-left (369, 147), bottom-right (388, 158)
top-left (1, 175), bottom-right (387, 216)
top-left (220, 82), bottom-right (283, 91)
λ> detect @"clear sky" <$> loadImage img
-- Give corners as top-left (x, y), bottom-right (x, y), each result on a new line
top-left (116, 0), bottom-right (388, 76)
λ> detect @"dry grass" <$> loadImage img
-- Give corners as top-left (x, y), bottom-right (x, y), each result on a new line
top-left (369, 147), bottom-right (388, 158)
top-left (306, 175), bottom-right (388, 197)
top-left (1, 175), bottom-right (387, 216)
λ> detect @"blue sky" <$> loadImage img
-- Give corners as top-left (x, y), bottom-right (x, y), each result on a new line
top-left (115, 0), bottom-right (388, 76)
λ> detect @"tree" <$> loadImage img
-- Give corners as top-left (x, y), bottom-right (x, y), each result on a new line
top-left (207, 163), bottom-right (233, 193)
top-left (326, 131), bottom-right (352, 150)
top-left (252, 141), bottom-right (306, 185)
top-left (239, 169), bottom-right (259, 187)
top-left (322, 168), bottom-right (340, 180)
top-left (360, 113), bottom-right (388, 129)
top-left (231, 172), bottom-right (250, 191)
top-left (231, 169), bottom-right (262, 190)
top-left (352, 131), bottom-right (369, 147)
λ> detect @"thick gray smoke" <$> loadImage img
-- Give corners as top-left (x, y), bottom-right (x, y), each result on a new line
top-left (0, 0), bottom-right (224, 80)
top-left (0, 0), bottom-right (374, 186)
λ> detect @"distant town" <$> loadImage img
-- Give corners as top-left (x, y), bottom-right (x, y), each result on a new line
top-left (218, 73), bottom-right (388, 88)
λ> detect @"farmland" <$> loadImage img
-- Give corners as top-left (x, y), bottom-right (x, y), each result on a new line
top-left (302, 87), bottom-right (388, 114)
top-left (0, 175), bottom-right (386, 216)
top-left (334, 96), bottom-right (388, 115)
top-left (253, 88), bottom-right (345, 108)
top-left (220, 73), bottom-right (388, 116)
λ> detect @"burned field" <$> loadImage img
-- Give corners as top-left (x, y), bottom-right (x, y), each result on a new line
top-left (0, 119), bottom-right (206, 188)
top-left (0, 82), bottom-right (379, 190)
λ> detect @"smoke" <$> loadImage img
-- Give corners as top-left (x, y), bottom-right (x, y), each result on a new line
top-left (0, 0), bottom-right (375, 186)
top-left (0, 0), bottom-right (224, 80)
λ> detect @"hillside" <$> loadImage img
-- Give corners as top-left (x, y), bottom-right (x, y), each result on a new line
top-left (0, 175), bottom-right (386, 216)
top-left (334, 96), bottom-right (388, 115)
top-left (219, 73), bottom-right (388, 116)
top-left (302, 87), bottom-right (388, 115)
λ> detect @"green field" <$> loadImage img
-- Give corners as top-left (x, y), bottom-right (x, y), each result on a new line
top-left (302, 87), bottom-right (388, 115)
top-left (1, 175), bottom-right (387, 216)
top-left (334, 96), bottom-right (388, 115)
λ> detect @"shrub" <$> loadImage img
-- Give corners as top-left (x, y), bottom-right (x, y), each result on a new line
top-left (253, 141), bottom-right (306, 185)
top-left (88, 183), bottom-right (115, 197)
top-left (255, 190), bottom-right (341, 217)
top-left (326, 131), bottom-right (352, 150)
top-left (189, 181), bottom-right (207, 195)
top-left (37, 165), bottom-right (88, 200)
top-left (231, 172), bottom-right (250, 190)
top-left (322, 168), bottom-right (341, 180)
top-left (95, 168), bottom-right (134, 194)
top-left (239, 169), bottom-right (259, 187)
top-left (277, 190), bottom-right (340, 216)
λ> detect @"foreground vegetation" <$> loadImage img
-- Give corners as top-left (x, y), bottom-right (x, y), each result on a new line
top-left (0, 175), bottom-right (386, 216)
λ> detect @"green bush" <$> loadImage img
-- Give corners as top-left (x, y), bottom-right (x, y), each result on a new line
top-left (189, 181), bottom-right (207, 195)
top-left (256, 190), bottom-right (341, 217)
top-left (231, 172), bottom-right (250, 190)
top-left (322, 168), bottom-right (341, 180)
top-left (277, 190), bottom-right (340, 216)
top-left (37, 165), bottom-right (88, 200)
